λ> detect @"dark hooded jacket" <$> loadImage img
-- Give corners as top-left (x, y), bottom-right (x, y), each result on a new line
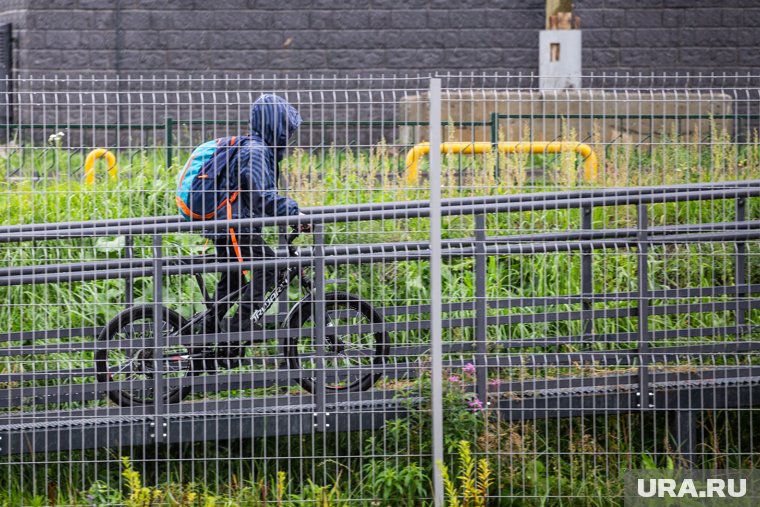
top-left (185, 97), bottom-right (300, 304)
top-left (225, 95), bottom-right (301, 230)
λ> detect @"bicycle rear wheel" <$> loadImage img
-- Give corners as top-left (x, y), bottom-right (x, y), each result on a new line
top-left (95, 305), bottom-right (192, 406)
top-left (287, 292), bottom-right (388, 393)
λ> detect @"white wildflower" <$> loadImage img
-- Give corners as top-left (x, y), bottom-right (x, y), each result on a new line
top-left (48, 131), bottom-right (65, 146)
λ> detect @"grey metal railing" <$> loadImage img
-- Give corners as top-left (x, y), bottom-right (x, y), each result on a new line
top-left (0, 181), bottom-right (757, 463)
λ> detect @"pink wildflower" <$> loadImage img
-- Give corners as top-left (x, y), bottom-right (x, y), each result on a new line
top-left (468, 398), bottom-right (484, 411)
top-left (448, 375), bottom-right (461, 383)
top-left (488, 378), bottom-right (502, 387)
top-left (463, 363), bottom-right (476, 375)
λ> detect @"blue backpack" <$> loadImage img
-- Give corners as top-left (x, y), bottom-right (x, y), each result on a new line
top-left (176, 136), bottom-right (241, 221)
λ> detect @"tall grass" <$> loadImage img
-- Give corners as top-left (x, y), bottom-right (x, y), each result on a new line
top-left (0, 126), bottom-right (759, 505)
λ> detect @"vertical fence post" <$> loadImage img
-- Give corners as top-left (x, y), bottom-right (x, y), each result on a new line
top-left (124, 234), bottom-right (134, 307)
top-left (151, 235), bottom-right (166, 444)
top-left (736, 197), bottom-right (747, 327)
top-left (671, 407), bottom-right (697, 467)
top-left (581, 206), bottom-right (593, 343)
top-left (637, 205), bottom-right (651, 410)
top-left (278, 227), bottom-right (289, 321)
top-left (474, 214), bottom-right (488, 407)
top-left (490, 111), bottom-right (499, 180)
top-left (429, 77), bottom-right (444, 507)
top-left (312, 223), bottom-right (327, 432)
top-left (165, 116), bottom-right (174, 170)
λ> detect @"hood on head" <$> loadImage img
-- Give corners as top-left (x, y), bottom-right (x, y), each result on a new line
top-left (249, 94), bottom-right (302, 149)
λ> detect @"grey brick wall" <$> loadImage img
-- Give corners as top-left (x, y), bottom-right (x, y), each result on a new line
top-left (3, 0), bottom-right (759, 77)
top-left (3, 0), bottom-right (758, 147)
top-left (577, 0), bottom-right (760, 76)
top-left (12, 1), bottom-right (544, 75)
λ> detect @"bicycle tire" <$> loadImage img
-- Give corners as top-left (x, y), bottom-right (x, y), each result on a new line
top-left (95, 304), bottom-right (192, 406)
top-left (287, 292), bottom-right (388, 393)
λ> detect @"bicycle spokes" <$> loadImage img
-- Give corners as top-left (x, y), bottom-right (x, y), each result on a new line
top-left (296, 301), bottom-right (382, 390)
top-left (99, 310), bottom-right (192, 405)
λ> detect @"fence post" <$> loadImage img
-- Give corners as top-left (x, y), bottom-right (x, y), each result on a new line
top-left (736, 197), bottom-right (747, 327)
top-left (671, 407), bottom-right (697, 468)
top-left (581, 206), bottom-right (593, 344)
top-left (278, 227), bottom-right (289, 321)
top-left (474, 214), bottom-right (488, 407)
top-left (165, 116), bottom-right (174, 170)
top-left (151, 235), bottom-right (166, 444)
top-left (429, 77), bottom-right (444, 507)
top-left (124, 234), bottom-right (134, 307)
top-left (637, 204), bottom-right (652, 410)
top-left (312, 223), bottom-right (327, 432)
top-left (490, 111), bottom-right (499, 180)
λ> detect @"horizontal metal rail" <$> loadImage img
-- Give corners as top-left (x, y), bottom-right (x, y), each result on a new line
top-left (4, 220), bottom-right (760, 286)
top-left (2, 112), bottom-right (758, 132)
top-left (2, 184), bottom-right (759, 244)
top-left (1, 178), bottom-right (756, 236)
top-left (0, 179), bottom-right (758, 455)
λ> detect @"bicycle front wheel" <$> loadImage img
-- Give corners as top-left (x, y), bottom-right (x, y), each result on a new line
top-left (287, 292), bottom-right (388, 393)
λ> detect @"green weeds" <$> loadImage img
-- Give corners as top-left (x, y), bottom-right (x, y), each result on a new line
top-left (0, 126), bottom-right (759, 504)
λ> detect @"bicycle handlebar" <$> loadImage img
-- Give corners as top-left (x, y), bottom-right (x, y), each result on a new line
top-left (286, 229), bottom-right (301, 256)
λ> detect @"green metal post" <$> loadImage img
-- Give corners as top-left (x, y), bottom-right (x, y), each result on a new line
top-left (490, 112), bottom-right (499, 181)
top-left (165, 117), bottom-right (174, 170)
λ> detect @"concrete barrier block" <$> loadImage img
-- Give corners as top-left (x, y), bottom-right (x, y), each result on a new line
top-left (397, 89), bottom-right (735, 149)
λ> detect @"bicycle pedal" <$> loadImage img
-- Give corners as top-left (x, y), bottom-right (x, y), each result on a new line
top-left (190, 357), bottom-right (218, 375)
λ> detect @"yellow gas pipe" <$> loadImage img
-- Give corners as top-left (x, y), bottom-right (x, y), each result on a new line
top-left (84, 149), bottom-right (118, 185)
top-left (404, 142), bottom-right (598, 184)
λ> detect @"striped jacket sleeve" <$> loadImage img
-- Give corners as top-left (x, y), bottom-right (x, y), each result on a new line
top-left (237, 144), bottom-right (299, 218)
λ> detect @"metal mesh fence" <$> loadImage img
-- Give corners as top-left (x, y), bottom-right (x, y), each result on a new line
top-left (0, 73), bottom-right (758, 505)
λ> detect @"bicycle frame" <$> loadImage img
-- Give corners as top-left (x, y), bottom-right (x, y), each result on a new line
top-left (179, 232), bottom-right (312, 342)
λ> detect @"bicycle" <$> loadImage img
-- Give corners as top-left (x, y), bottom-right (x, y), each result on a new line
top-left (95, 230), bottom-right (388, 406)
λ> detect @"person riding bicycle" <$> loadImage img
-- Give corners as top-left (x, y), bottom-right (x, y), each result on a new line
top-left (176, 94), bottom-right (310, 335)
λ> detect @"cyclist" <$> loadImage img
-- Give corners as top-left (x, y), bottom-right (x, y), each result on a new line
top-left (177, 94), bottom-right (310, 335)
